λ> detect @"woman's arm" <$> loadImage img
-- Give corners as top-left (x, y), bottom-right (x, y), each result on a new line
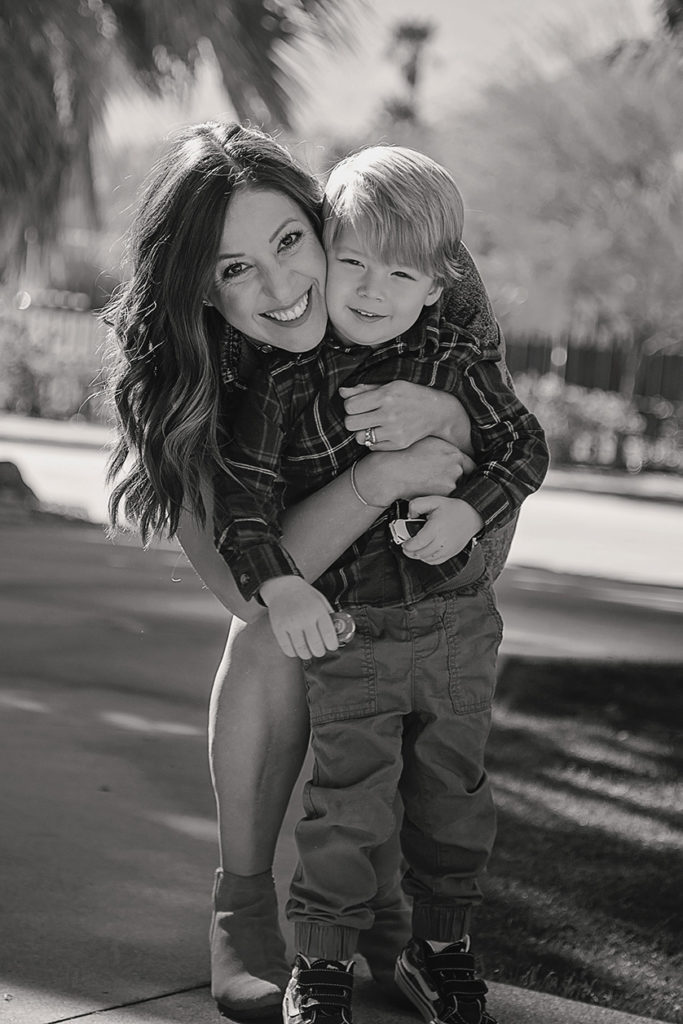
top-left (176, 437), bottom-right (474, 621)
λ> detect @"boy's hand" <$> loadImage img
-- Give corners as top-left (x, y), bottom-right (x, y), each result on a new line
top-left (401, 497), bottom-right (484, 565)
top-left (259, 576), bottom-right (339, 660)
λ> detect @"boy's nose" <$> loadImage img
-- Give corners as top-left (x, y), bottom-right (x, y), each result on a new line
top-left (357, 271), bottom-right (383, 300)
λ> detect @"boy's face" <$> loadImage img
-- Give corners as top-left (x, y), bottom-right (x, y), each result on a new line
top-left (325, 225), bottom-right (443, 347)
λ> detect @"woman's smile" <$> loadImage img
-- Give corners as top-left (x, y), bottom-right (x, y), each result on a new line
top-left (262, 288), bottom-right (311, 324)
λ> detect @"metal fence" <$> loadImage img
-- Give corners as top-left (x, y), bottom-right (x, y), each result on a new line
top-left (504, 333), bottom-right (683, 404)
top-left (3, 303), bottom-right (682, 422)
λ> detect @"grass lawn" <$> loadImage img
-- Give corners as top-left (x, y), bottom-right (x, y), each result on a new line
top-left (478, 658), bottom-right (683, 1023)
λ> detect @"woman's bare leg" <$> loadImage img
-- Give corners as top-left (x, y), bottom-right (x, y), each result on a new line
top-left (209, 614), bottom-right (310, 873)
top-left (208, 614), bottom-right (310, 1016)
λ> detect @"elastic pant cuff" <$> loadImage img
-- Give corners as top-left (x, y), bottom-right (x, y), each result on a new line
top-left (412, 903), bottom-right (471, 943)
top-left (295, 923), bottom-right (359, 961)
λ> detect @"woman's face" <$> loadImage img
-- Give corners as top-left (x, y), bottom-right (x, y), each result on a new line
top-left (208, 188), bottom-right (328, 352)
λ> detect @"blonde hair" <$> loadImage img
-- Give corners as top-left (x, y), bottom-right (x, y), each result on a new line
top-left (323, 146), bottom-right (463, 285)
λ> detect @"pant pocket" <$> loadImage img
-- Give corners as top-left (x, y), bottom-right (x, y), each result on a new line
top-left (443, 586), bottom-right (503, 715)
top-left (304, 607), bottom-right (378, 725)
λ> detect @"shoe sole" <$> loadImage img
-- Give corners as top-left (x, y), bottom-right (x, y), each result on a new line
top-left (394, 957), bottom-right (442, 1024)
top-left (217, 998), bottom-right (283, 1021)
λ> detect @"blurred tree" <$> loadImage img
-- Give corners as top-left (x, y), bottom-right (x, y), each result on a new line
top-left (438, 29), bottom-right (683, 401)
top-left (657, 0), bottom-right (683, 34)
top-left (384, 20), bottom-right (434, 124)
top-left (0, 0), bottom-right (359, 272)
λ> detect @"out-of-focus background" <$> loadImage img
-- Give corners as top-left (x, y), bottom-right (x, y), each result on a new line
top-left (2, 0), bottom-right (682, 471)
top-left (0, 3), bottom-right (681, 1024)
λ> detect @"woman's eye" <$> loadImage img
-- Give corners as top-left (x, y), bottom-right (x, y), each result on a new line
top-left (220, 262), bottom-right (248, 281)
top-left (279, 230), bottom-right (303, 251)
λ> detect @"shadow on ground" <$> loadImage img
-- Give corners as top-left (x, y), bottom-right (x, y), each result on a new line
top-left (1, 517), bottom-right (681, 1023)
top-left (476, 658), bottom-right (683, 1023)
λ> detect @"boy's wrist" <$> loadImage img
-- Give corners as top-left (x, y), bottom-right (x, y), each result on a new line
top-left (259, 574), bottom-right (300, 606)
top-left (454, 498), bottom-right (484, 539)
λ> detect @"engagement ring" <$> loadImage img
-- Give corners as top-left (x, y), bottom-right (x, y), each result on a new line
top-left (364, 426), bottom-right (377, 447)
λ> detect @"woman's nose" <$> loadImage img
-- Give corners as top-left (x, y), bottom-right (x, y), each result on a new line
top-left (261, 263), bottom-right (294, 302)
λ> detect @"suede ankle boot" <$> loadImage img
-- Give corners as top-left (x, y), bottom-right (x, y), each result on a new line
top-left (210, 868), bottom-right (290, 1018)
top-left (357, 876), bottom-right (411, 995)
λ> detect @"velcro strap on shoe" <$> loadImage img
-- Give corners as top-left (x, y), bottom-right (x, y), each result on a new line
top-left (299, 969), bottom-right (354, 1006)
top-left (301, 969), bottom-right (353, 989)
top-left (441, 977), bottom-right (488, 998)
top-left (431, 950), bottom-right (477, 972)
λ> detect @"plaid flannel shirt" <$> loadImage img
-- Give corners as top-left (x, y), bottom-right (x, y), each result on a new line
top-left (213, 299), bottom-right (549, 606)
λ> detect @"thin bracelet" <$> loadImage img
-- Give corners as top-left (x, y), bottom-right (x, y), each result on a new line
top-left (350, 460), bottom-right (385, 509)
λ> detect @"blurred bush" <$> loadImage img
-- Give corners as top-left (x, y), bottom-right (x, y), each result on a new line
top-left (515, 372), bottom-right (682, 474)
top-left (0, 293), bottom-right (108, 422)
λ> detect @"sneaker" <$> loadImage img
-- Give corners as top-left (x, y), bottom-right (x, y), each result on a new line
top-left (283, 954), bottom-right (354, 1024)
top-left (395, 938), bottom-right (496, 1024)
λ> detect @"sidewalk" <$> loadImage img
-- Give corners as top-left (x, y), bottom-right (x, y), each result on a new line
top-left (9, 978), bottom-right (661, 1024)
top-left (1, 416), bottom-right (680, 1024)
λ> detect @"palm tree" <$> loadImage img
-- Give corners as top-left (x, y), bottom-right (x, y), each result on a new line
top-left (384, 19), bottom-right (434, 123)
top-left (658, 0), bottom-right (683, 34)
top-left (0, 0), bottom-right (358, 269)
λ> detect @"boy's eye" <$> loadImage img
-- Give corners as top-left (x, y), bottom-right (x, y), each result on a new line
top-left (339, 257), bottom-right (362, 267)
top-left (393, 270), bottom-right (417, 280)
top-left (279, 229), bottom-right (303, 251)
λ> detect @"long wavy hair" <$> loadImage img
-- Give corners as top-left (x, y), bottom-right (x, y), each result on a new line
top-left (105, 121), bottom-right (323, 542)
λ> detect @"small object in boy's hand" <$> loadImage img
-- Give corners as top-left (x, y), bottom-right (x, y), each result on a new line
top-left (331, 611), bottom-right (356, 646)
top-left (389, 516), bottom-right (427, 546)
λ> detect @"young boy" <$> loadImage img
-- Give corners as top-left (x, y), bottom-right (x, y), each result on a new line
top-left (213, 146), bottom-right (549, 1024)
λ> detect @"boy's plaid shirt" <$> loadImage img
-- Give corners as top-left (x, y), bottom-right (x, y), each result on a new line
top-left (213, 303), bottom-right (549, 605)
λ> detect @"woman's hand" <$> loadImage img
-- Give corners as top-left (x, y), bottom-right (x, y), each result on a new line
top-left (340, 382), bottom-right (472, 454)
top-left (355, 436), bottom-right (476, 508)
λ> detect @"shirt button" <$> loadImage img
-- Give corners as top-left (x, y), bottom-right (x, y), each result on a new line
top-left (239, 572), bottom-right (251, 586)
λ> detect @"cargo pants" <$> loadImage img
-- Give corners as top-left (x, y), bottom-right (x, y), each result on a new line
top-left (286, 578), bottom-right (503, 961)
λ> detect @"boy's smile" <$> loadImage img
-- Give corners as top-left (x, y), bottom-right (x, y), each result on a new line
top-left (325, 224), bottom-right (442, 347)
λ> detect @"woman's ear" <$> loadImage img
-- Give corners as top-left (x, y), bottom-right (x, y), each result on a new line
top-left (424, 281), bottom-right (444, 307)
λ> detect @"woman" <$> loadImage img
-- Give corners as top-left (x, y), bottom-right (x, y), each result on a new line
top-left (107, 121), bottom-right (514, 1018)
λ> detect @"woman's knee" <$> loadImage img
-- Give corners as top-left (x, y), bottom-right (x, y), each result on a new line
top-left (210, 616), bottom-right (309, 745)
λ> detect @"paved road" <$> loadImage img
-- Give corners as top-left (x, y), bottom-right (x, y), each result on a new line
top-left (3, 429), bottom-right (683, 589)
top-left (1, 419), bottom-right (681, 1024)
top-left (0, 520), bottom-right (670, 1024)
top-left (2, 435), bottom-right (682, 662)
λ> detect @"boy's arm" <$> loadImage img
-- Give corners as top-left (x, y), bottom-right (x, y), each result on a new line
top-left (402, 350), bottom-right (548, 565)
top-left (213, 378), bottom-right (302, 603)
top-left (178, 436), bottom-right (474, 618)
top-left (445, 345), bottom-right (549, 533)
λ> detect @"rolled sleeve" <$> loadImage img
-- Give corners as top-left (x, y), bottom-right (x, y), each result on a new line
top-left (212, 368), bottom-right (303, 600)
top-left (216, 527), bottom-right (302, 602)
top-left (452, 346), bottom-right (550, 532)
